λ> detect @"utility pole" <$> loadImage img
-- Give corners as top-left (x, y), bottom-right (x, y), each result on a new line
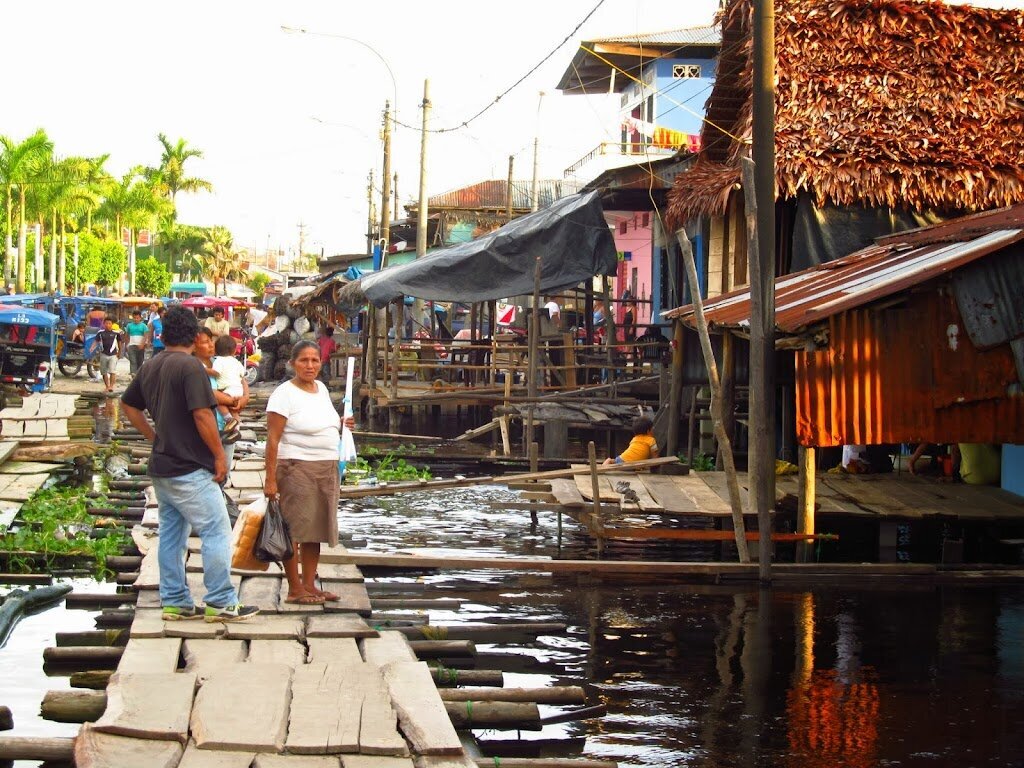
top-left (369, 100), bottom-right (392, 426)
top-left (506, 155), bottom-right (514, 222)
top-left (366, 169), bottom-right (375, 257)
top-left (530, 91), bottom-right (545, 213)
top-left (414, 79), bottom-right (431, 326)
top-left (749, 0), bottom-right (777, 582)
top-left (297, 221), bottom-right (307, 272)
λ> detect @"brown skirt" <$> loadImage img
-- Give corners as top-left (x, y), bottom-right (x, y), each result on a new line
top-left (276, 459), bottom-right (340, 546)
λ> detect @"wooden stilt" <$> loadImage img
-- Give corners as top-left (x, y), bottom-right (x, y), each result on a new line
top-left (797, 445), bottom-right (816, 563)
top-left (588, 441), bottom-right (604, 557)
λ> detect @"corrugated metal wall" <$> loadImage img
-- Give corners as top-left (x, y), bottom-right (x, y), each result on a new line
top-left (795, 289), bottom-right (1024, 446)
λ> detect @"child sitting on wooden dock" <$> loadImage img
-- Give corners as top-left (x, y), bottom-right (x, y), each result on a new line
top-left (604, 416), bottom-right (659, 466)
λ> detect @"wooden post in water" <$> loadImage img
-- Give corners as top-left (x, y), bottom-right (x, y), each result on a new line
top-left (676, 232), bottom-right (750, 563)
top-left (667, 317), bottom-right (685, 456)
top-left (390, 298), bottom-right (403, 432)
top-left (588, 441), bottom-right (604, 557)
top-left (797, 445), bottom-right (816, 563)
top-left (718, 332), bottom-right (736, 470)
top-left (525, 257), bottom-right (541, 450)
top-left (367, 309), bottom-right (378, 424)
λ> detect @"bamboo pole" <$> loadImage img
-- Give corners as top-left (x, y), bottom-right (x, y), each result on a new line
top-left (675, 233), bottom-right (750, 563)
top-left (588, 441), bottom-right (604, 556)
top-left (526, 257), bottom-right (541, 449)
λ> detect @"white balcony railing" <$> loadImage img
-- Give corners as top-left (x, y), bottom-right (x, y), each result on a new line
top-left (563, 142), bottom-right (678, 179)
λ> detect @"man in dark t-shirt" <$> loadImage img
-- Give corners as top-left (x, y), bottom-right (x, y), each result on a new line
top-left (121, 306), bottom-right (257, 623)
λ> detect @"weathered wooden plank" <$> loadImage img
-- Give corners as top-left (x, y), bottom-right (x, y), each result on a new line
top-left (286, 663), bottom-right (361, 754)
top-left (347, 758), bottom-right (416, 768)
top-left (279, 579), bottom-right (324, 615)
top-left (357, 665), bottom-right (411, 756)
top-left (253, 755), bottom-right (341, 767)
top-left (247, 639), bottom-right (307, 668)
top-left (187, 572), bottom-right (242, 606)
top-left (678, 473), bottom-right (741, 515)
top-left (0, 499), bottom-right (20, 531)
top-left (136, 590), bottom-right (161, 609)
top-left (117, 638), bottom-right (182, 673)
top-left (224, 615), bottom-right (305, 641)
top-left (93, 671), bottom-right (197, 742)
top-left (178, 743), bottom-right (255, 768)
top-left (321, 582), bottom-right (371, 616)
top-left (381, 661), bottom-right (462, 755)
top-left (228, 471), bottom-right (265, 489)
top-left (572, 469), bottom-right (618, 502)
top-left (306, 637), bottom-right (362, 666)
top-left (239, 575), bottom-right (282, 613)
top-left (361, 631), bottom-right (416, 666)
top-left (637, 475), bottom-right (701, 515)
top-left (547, 478), bottom-right (586, 508)
top-left (234, 560), bottom-right (282, 577)
top-left (306, 614), bottom-right (378, 639)
top-left (74, 723), bottom-right (183, 768)
top-left (163, 620), bottom-right (225, 640)
top-left (316, 563), bottom-right (363, 582)
top-left (0, 460), bottom-right (61, 474)
top-left (128, 608), bottom-right (164, 639)
top-left (413, 758), bottom-right (475, 768)
top-left (182, 639), bottom-right (247, 680)
top-left (604, 473), bottom-right (663, 512)
top-left (0, 473), bottom-right (49, 501)
top-left (133, 550), bottom-right (160, 590)
top-left (190, 663), bottom-right (292, 752)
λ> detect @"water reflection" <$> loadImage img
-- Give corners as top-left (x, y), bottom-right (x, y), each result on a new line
top-left (340, 493), bottom-right (1024, 767)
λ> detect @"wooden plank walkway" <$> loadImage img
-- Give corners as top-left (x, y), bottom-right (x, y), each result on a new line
top-left (75, 526), bottom-right (482, 768)
top-left (547, 468), bottom-right (1024, 524)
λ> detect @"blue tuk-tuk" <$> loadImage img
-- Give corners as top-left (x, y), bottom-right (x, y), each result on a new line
top-left (54, 296), bottom-right (121, 377)
top-left (0, 307), bottom-right (59, 392)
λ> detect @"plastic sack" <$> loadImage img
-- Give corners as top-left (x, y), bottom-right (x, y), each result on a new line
top-left (293, 316), bottom-right (310, 335)
top-left (231, 496), bottom-right (269, 572)
top-left (255, 497), bottom-right (294, 563)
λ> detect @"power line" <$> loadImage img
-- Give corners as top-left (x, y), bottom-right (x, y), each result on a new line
top-left (390, 0), bottom-right (607, 134)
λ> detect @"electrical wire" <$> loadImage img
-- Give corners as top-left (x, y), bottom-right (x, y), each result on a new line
top-left (389, 0), bottom-right (607, 134)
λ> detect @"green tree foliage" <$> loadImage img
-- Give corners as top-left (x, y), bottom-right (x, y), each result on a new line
top-left (135, 256), bottom-right (171, 297)
top-left (247, 271), bottom-right (271, 298)
top-left (76, 232), bottom-right (126, 287)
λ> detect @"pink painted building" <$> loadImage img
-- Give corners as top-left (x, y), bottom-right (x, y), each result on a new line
top-left (606, 210), bottom-right (653, 328)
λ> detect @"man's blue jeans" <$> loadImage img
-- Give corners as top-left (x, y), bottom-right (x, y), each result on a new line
top-left (151, 468), bottom-right (237, 608)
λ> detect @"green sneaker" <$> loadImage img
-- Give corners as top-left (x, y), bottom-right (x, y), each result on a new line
top-left (204, 603), bottom-right (260, 623)
top-left (161, 605), bottom-right (202, 621)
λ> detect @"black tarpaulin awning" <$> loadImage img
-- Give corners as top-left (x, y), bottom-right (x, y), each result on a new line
top-left (337, 191), bottom-right (617, 309)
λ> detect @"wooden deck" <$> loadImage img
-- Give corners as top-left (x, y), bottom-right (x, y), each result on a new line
top-left (548, 469), bottom-right (1024, 522)
top-left (75, 531), bottom-right (475, 768)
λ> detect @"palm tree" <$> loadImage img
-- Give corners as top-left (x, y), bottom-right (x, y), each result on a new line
top-left (97, 169), bottom-right (171, 292)
top-left (30, 155), bottom-right (94, 291)
top-left (147, 134), bottom-right (213, 206)
top-left (160, 221), bottom-right (208, 281)
top-left (0, 129), bottom-right (53, 290)
top-left (203, 227), bottom-right (245, 296)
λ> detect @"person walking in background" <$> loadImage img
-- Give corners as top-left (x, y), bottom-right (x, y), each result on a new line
top-left (317, 325), bottom-right (337, 384)
top-left (120, 306), bottom-right (257, 623)
top-left (124, 309), bottom-right (148, 377)
top-left (87, 305), bottom-right (107, 329)
top-left (263, 341), bottom-right (342, 605)
top-left (147, 306), bottom-right (166, 358)
top-left (95, 316), bottom-right (123, 393)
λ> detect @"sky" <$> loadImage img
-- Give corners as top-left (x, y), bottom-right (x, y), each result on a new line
top-left (6, 0), bottom-right (1022, 261)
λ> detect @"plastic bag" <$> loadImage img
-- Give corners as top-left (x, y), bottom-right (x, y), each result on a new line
top-left (231, 496), bottom-right (269, 572)
top-left (255, 497), bottom-right (294, 563)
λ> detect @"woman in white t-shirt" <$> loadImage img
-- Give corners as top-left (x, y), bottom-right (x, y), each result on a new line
top-left (264, 340), bottom-right (341, 605)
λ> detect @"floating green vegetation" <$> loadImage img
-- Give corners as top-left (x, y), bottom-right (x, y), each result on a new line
top-left (682, 452), bottom-right (717, 472)
top-left (0, 486), bottom-right (128, 577)
top-left (350, 453), bottom-right (433, 483)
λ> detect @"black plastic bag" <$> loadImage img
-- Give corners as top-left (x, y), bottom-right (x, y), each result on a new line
top-left (254, 498), bottom-right (294, 563)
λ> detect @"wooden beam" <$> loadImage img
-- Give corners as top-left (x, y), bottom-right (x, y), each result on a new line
top-left (797, 446), bottom-right (816, 563)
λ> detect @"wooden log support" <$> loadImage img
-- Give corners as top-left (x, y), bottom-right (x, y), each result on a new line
top-left (587, 442), bottom-right (604, 556)
top-left (56, 629), bottom-right (125, 647)
top-left (42, 646), bottom-right (123, 668)
top-left (445, 701), bottom-right (540, 730)
top-left (70, 670), bottom-right (114, 689)
top-left (66, 592), bottom-right (137, 609)
top-left (440, 686), bottom-right (585, 705)
top-left (0, 735), bottom-right (75, 762)
top-left (797, 445), bottom-right (816, 564)
top-left (40, 689), bottom-right (107, 722)
top-left (409, 640), bottom-right (475, 658)
top-left (427, 666), bottom-right (503, 687)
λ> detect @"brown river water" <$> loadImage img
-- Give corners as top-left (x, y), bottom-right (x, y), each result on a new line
top-left (2, 485), bottom-right (1023, 767)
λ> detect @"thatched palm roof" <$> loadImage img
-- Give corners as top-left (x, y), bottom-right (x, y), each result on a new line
top-left (666, 0), bottom-right (1024, 227)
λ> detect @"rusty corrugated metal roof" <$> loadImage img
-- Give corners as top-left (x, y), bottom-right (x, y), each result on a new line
top-left (665, 205), bottom-right (1024, 334)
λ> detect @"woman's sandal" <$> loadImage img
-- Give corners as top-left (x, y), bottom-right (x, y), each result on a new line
top-left (314, 575), bottom-right (339, 602)
top-left (284, 593), bottom-right (325, 605)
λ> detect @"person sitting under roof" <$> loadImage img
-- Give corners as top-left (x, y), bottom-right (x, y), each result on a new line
top-left (603, 416), bottom-right (659, 466)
